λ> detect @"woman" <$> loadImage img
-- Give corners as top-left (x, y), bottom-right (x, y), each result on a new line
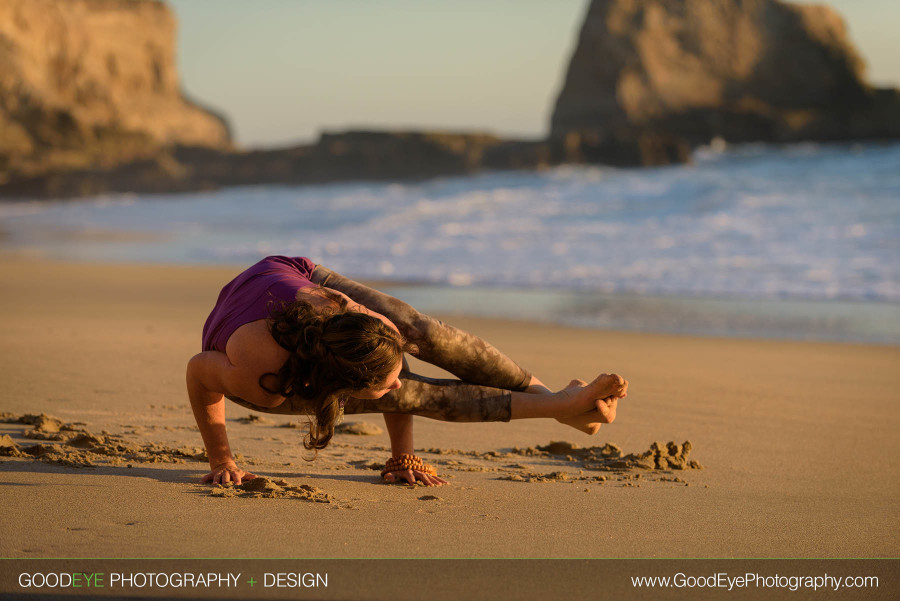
top-left (187, 256), bottom-right (628, 487)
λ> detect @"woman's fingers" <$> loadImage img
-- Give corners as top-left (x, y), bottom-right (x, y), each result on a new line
top-left (416, 471), bottom-right (447, 487)
top-left (383, 470), bottom-right (414, 484)
top-left (383, 469), bottom-right (447, 486)
top-left (201, 468), bottom-right (256, 485)
top-left (414, 471), bottom-right (435, 486)
top-left (425, 474), bottom-right (448, 486)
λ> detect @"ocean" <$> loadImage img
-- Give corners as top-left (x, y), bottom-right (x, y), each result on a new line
top-left (2, 141), bottom-right (898, 344)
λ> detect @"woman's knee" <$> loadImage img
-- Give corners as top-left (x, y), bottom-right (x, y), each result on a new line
top-left (405, 312), bottom-right (453, 351)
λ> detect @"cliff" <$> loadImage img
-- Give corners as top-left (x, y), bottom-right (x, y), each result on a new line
top-left (551, 0), bottom-right (900, 154)
top-left (0, 0), bottom-right (231, 181)
top-left (0, 0), bottom-right (549, 198)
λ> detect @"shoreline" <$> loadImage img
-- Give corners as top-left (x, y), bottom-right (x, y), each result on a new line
top-left (2, 251), bottom-right (898, 347)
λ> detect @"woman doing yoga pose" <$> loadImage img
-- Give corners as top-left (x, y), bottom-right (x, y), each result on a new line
top-left (187, 256), bottom-right (628, 487)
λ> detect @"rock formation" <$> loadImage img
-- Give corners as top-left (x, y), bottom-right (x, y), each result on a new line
top-left (0, 130), bottom-right (558, 198)
top-left (551, 0), bottom-right (900, 154)
top-left (0, 0), bottom-right (231, 181)
top-left (2, 0), bottom-right (898, 199)
top-left (0, 0), bottom-right (555, 198)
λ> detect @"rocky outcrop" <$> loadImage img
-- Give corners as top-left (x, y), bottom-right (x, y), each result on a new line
top-left (0, 0), bottom-right (555, 198)
top-left (551, 0), bottom-right (900, 154)
top-left (0, 131), bottom-right (563, 198)
top-left (2, 0), bottom-right (898, 199)
top-left (0, 0), bottom-right (231, 182)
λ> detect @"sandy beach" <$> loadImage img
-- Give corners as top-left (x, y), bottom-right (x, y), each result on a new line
top-left (1, 255), bottom-right (898, 562)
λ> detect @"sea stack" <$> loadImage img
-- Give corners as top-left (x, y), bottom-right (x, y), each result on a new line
top-left (550, 0), bottom-right (900, 164)
top-left (0, 0), bottom-right (232, 181)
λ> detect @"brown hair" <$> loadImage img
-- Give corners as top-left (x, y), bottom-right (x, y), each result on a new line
top-left (261, 288), bottom-right (411, 453)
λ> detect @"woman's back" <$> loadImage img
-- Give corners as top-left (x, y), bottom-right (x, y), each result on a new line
top-left (202, 256), bottom-right (317, 353)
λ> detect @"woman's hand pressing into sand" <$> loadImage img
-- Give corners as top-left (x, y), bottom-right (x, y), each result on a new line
top-left (383, 469), bottom-right (448, 487)
top-left (201, 460), bottom-right (256, 486)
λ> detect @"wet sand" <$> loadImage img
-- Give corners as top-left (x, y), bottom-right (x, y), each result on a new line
top-left (0, 256), bottom-right (898, 558)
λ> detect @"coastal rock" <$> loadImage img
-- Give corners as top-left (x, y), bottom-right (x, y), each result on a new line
top-left (0, 129), bottom-right (552, 199)
top-left (4, 0), bottom-right (897, 198)
top-left (550, 0), bottom-right (900, 159)
top-left (0, 0), bottom-right (231, 182)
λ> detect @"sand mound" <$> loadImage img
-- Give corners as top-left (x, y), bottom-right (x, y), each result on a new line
top-left (0, 434), bottom-right (20, 454)
top-left (335, 421), bottom-right (384, 436)
top-left (496, 440), bottom-right (703, 484)
top-left (349, 459), bottom-right (384, 471)
top-left (0, 412), bottom-right (208, 468)
top-left (22, 430), bottom-right (71, 441)
top-left (1, 412), bottom-right (68, 433)
top-left (526, 440), bottom-right (702, 471)
top-left (4, 412), bottom-right (344, 502)
top-left (236, 414), bottom-right (274, 425)
top-left (208, 477), bottom-right (334, 503)
top-left (535, 441), bottom-right (623, 460)
top-left (500, 471), bottom-right (580, 483)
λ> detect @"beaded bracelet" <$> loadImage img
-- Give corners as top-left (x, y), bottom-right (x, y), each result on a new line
top-left (381, 453), bottom-right (437, 477)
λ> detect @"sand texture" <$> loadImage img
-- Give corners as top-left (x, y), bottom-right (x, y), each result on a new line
top-left (1, 257), bottom-right (898, 558)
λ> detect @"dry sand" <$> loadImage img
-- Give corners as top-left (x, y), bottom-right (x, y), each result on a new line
top-left (1, 256), bottom-right (898, 559)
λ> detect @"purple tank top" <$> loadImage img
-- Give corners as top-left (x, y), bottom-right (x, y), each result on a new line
top-left (202, 256), bottom-right (317, 352)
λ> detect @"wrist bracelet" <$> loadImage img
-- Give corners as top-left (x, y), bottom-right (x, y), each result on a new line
top-left (381, 453), bottom-right (437, 477)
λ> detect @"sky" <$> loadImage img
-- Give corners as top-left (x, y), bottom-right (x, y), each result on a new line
top-left (169, 0), bottom-right (900, 150)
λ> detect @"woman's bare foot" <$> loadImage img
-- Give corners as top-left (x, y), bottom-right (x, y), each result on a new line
top-left (555, 376), bottom-right (627, 434)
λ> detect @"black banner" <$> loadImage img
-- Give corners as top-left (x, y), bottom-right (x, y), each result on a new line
top-left (1, 558), bottom-right (897, 600)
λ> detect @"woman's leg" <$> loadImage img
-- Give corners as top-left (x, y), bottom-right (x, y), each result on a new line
top-left (344, 371), bottom-right (513, 422)
top-left (226, 370), bottom-right (627, 428)
top-left (310, 264), bottom-right (532, 391)
top-left (343, 371), bottom-right (627, 425)
top-left (224, 359), bottom-right (516, 422)
top-left (224, 381), bottom-right (512, 422)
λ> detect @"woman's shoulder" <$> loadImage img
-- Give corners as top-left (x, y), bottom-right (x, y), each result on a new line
top-left (224, 320), bottom-right (291, 401)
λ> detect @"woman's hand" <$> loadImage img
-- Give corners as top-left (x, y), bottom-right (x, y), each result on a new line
top-left (200, 460), bottom-right (256, 485)
top-left (383, 468), bottom-right (448, 487)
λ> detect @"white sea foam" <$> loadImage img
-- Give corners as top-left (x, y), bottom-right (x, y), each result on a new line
top-left (1, 142), bottom-right (898, 304)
